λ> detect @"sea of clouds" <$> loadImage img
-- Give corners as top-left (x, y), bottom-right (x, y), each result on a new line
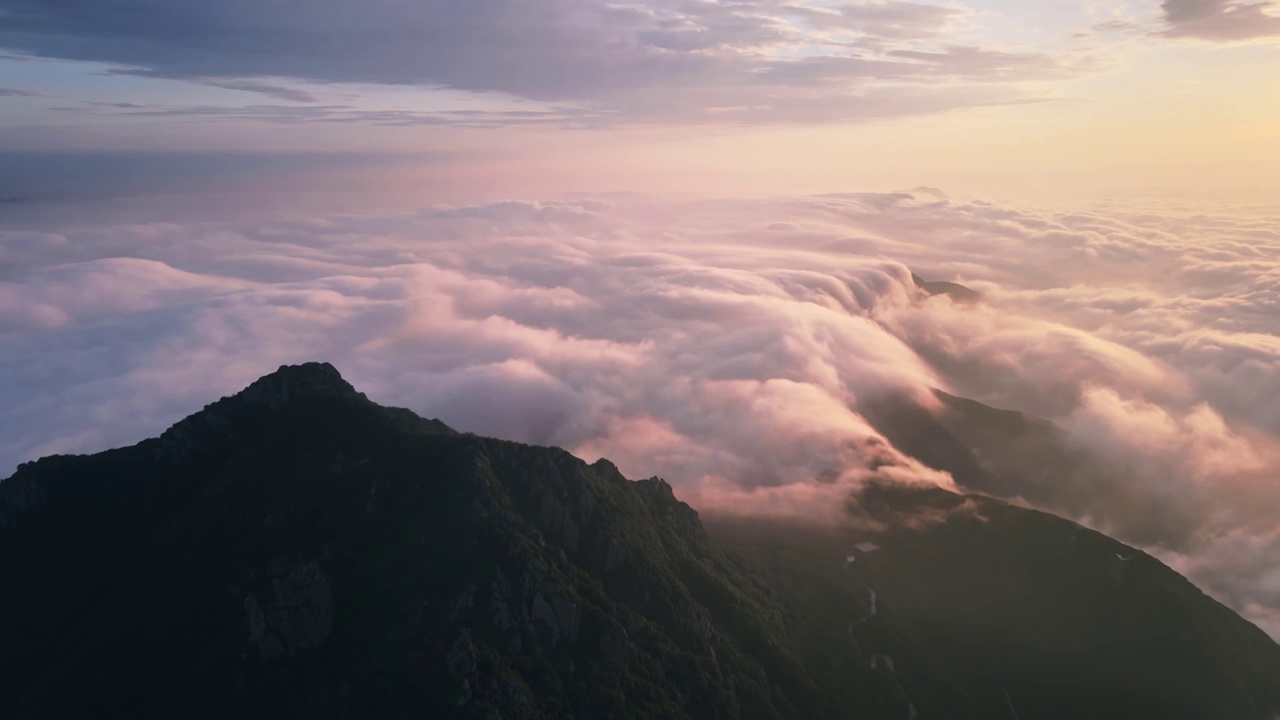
top-left (2, 190), bottom-right (1278, 636)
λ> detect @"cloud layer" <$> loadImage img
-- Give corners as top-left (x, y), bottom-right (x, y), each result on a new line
top-left (3, 191), bottom-right (1280, 637)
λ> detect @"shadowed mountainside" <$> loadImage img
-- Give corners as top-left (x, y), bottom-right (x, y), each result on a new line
top-left (866, 388), bottom-right (1188, 547)
top-left (2, 363), bottom-right (1278, 718)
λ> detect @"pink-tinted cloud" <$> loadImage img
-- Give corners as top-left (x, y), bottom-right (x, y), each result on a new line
top-left (3, 191), bottom-right (1280, 636)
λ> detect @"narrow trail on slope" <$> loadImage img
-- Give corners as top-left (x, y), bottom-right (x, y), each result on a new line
top-left (844, 554), bottom-right (909, 718)
top-left (1002, 684), bottom-right (1022, 720)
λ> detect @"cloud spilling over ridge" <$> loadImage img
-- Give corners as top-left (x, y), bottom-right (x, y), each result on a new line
top-left (0, 198), bottom-right (959, 509)
top-left (2, 191), bottom-right (1280, 636)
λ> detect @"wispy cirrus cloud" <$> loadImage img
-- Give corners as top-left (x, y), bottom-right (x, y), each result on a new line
top-left (164, 76), bottom-right (322, 104)
top-left (53, 101), bottom-right (604, 129)
top-left (0, 0), bottom-right (1104, 125)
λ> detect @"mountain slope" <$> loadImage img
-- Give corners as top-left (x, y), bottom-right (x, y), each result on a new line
top-left (0, 363), bottom-right (898, 719)
top-left (2, 363), bottom-right (1278, 718)
top-left (713, 482), bottom-right (1280, 720)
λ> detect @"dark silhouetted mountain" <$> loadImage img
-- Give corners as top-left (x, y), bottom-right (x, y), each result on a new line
top-left (3, 363), bottom-right (1278, 718)
top-left (911, 273), bottom-right (981, 303)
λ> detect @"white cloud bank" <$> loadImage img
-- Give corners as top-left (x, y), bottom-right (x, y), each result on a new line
top-left (2, 191), bottom-right (1279, 636)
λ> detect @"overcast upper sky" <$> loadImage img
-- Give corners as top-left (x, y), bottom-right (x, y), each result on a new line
top-left (2, 0), bottom-right (1279, 201)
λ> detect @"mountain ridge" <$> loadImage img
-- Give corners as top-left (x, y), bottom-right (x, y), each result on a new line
top-left (3, 363), bottom-right (1278, 719)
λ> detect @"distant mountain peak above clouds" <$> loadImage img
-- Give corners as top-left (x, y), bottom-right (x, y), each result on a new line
top-left (900, 186), bottom-right (950, 201)
top-left (910, 272), bottom-right (982, 303)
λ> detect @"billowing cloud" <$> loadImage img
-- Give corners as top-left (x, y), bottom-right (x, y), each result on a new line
top-left (1160, 0), bottom-right (1280, 40)
top-left (0, 198), bottom-right (956, 506)
top-left (1060, 388), bottom-right (1280, 545)
top-left (3, 191), bottom-right (1280, 637)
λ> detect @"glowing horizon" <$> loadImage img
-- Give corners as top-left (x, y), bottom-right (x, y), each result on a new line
top-left (2, 0), bottom-right (1279, 204)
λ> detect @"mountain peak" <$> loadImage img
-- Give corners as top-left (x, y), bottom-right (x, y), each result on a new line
top-left (155, 362), bottom-right (361, 463)
top-left (232, 361), bottom-right (358, 409)
top-left (904, 186), bottom-right (949, 200)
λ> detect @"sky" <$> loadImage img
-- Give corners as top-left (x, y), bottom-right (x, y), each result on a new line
top-left (2, 1), bottom-right (1280, 637)
top-left (1, 0), bottom-right (1279, 204)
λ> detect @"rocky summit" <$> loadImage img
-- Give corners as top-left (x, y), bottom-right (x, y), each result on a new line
top-left (2, 363), bottom-right (1279, 719)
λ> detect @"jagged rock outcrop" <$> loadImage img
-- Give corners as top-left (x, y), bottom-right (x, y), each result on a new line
top-left (243, 559), bottom-right (335, 659)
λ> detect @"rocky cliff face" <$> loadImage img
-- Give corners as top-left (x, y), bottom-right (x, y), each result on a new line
top-left (2, 363), bottom-right (1278, 719)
